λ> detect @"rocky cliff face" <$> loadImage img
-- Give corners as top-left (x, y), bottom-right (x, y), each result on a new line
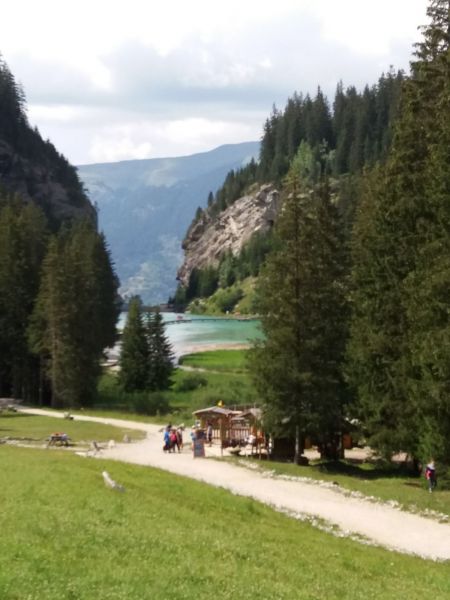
top-left (177, 184), bottom-right (280, 285)
top-left (0, 139), bottom-right (96, 227)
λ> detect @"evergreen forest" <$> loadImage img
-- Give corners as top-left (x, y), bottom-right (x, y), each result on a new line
top-left (0, 59), bottom-right (120, 408)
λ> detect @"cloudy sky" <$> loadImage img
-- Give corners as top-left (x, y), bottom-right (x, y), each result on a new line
top-left (1, 0), bottom-right (428, 165)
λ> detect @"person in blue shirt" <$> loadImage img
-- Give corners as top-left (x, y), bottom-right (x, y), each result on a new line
top-left (163, 426), bottom-right (171, 452)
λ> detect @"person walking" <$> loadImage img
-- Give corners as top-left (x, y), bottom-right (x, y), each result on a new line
top-left (176, 428), bottom-right (183, 451)
top-left (170, 428), bottom-right (178, 453)
top-left (425, 460), bottom-right (437, 493)
top-left (207, 422), bottom-right (213, 446)
top-left (163, 426), bottom-right (171, 452)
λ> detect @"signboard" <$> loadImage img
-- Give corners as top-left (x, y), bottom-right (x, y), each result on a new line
top-left (193, 438), bottom-right (205, 458)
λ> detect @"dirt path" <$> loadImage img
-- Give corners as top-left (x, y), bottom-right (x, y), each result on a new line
top-left (21, 408), bottom-right (450, 561)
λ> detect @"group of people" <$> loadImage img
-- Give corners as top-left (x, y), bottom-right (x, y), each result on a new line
top-left (163, 425), bottom-right (183, 453)
top-left (162, 421), bottom-right (215, 454)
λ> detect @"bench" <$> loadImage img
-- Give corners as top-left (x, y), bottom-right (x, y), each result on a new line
top-left (47, 433), bottom-right (70, 447)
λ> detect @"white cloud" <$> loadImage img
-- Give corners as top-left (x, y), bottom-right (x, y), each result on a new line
top-left (28, 105), bottom-right (85, 123)
top-left (90, 132), bottom-right (153, 163)
top-left (163, 117), bottom-right (254, 147)
top-left (310, 0), bottom-right (427, 55)
top-left (86, 117), bottom-right (257, 164)
top-left (0, 0), bottom-right (429, 163)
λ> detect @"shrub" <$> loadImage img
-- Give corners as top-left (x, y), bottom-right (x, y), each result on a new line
top-left (175, 374), bottom-right (208, 392)
top-left (131, 391), bottom-right (170, 415)
top-left (214, 287), bottom-right (244, 313)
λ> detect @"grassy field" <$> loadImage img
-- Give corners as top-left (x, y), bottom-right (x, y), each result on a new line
top-left (231, 457), bottom-right (450, 520)
top-left (94, 349), bottom-right (258, 424)
top-left (0, 446), bottom-right (449, 600)
top-left (0, 413), bottom-right (144, 446)
top-left (179, 349), bottom-right (250, 372)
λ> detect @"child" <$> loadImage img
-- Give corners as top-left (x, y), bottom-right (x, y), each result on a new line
top-left (170, 428), bottom-right (178, 453)
top-left (163, 427), bottom-right (171, 452)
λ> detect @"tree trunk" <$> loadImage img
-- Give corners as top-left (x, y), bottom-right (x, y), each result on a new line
top-left (294, 425), bottom-right (301, 465)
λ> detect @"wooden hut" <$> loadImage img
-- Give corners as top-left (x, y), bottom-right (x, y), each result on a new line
top-left (192, 406), bottom-right (239, 445)
top-left (193, 406), bottom-right (265, 449)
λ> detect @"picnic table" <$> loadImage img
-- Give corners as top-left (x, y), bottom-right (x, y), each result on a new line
top-left (47, 433), bottom-right (70, 447)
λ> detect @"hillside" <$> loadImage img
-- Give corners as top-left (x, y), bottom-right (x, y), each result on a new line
top-left (78, 141), bottom-right (259, 303)
top-left (0, 58), bottom-right (95, 227)
top-left (174, 71), bottom-right (404, 312)
top-left (178, 183), bottom-right (279, 287)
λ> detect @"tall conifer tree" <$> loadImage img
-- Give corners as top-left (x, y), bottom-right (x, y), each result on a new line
top-left (146, 310), bottom-right (174, 391)
top-left (0, 198), bottom-right (47, 400)
top-left (119, 296), bottom-right (148, 392)
top-left (30, 221), bottom-right (119, 407)
top-left (249, 172), bottom-right (348, 461)
top-left (348, 0), bottom-right (450, 463)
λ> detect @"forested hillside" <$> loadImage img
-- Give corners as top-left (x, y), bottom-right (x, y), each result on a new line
top-left (0, 57), bottom-right (119, 407)
top-left (0, 57), bottom-right (95, 228)
top-left (175, 70), bottom-right (403, 310)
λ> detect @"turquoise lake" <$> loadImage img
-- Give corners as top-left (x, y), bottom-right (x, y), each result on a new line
top-left (118, 313), bottom-right (263, 359)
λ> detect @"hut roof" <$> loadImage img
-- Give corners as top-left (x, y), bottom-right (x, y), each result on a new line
top-left (193, 406), bottom-right (238, 418)
top-left (231, 408), bottom-right (263, 423)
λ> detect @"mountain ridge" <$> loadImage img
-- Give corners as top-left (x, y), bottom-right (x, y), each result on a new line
top-left (78, 141), bottom-right (259, 303)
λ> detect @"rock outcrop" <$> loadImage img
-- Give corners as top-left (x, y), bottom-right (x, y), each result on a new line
top-left (177, 184), bottom-right (280, 285)
top-left (0, 139), bottom-right (96, 226)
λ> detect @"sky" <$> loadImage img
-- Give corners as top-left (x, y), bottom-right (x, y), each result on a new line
top-left (1, 0), bottom-right (429, 165)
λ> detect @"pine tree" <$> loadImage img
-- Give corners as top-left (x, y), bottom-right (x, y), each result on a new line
top-left (347, 0), bottom-right (450, 463)
top-left (30, 221), bottom-right (119, 407)
top-left (146, 310), bottom-right (174, 391)
top-left (249, 172), bottom-right (348, 462)
top-left (0, 197), bottom-right (48, 400)
top-left (119, 296), bottom-right (148, 392)
top-left (403, 0), bottom-right (450, 463)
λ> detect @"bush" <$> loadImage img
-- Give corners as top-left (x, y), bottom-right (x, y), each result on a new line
top-left (214, 287), bottom-right (244, 313)
top-left (131, 391), bottom-right (170, 416)
top-left (175, 374), bottom-right (208, 392)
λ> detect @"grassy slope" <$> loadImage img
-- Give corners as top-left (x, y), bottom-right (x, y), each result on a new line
top-left (0, 413), bottom-right (143, 445)
top-left (0, 446), bottom-right (449, 600)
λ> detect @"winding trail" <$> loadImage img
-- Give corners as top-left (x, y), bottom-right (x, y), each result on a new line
top-left (21, 408), bottom-right (450, 561)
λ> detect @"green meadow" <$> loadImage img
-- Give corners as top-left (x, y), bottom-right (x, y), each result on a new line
top-left (1, 446), bottom-right (449, 600)
top-left (179, 349), bottom-right (250, 373)
top-left (0, 413), bottom-right (144, 446)
top-left (94, 349), bottom-right (257, 424)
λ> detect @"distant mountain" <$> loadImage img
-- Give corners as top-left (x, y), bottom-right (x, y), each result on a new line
top-left (78, 142), bottom-right (259, 303)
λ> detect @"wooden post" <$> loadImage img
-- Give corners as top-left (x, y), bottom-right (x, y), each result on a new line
top-left (220, 418), bottom-right (224, 457)
top-left (294, 424), bottom-right (301, 465)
